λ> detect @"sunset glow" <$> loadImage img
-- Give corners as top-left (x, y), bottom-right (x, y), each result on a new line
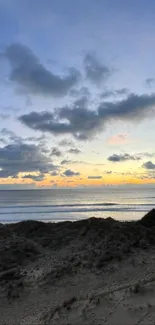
top-left (0, 0), bottom-right (155, 189)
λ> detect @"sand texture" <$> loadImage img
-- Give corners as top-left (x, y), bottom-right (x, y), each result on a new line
top-left (1, 210), bottom-right (155, 324)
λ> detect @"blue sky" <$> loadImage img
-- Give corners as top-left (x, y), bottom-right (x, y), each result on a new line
top-left (0, 0), bottom-right (155, 188)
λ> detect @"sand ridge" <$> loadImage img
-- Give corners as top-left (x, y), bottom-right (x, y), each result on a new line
top-left (1, 210), bottom-right (155, 324)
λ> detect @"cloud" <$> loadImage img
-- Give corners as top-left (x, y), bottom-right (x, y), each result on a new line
top-left (51, 148), bottom-right (62, 157)
top-left (108, 152), bottom-right (155, 163)
top-left (50, 171), bottom-right (58, 176)
top-left (63, 169), bottom-right (80, 177)
top-left (19, 103), bottom-right (99, 140)
top-left (0, 128), bottom-right (21, 144)
top-left (98, 93), bottom-right (155, 121)
top-left (4, 43), bottom-right (80, 97)
top-left (137, 173), bottom-right (155, 180)
top-left (59, 139), bottom-right (74, 147)
top-left (100, 90), bottom-right (115, 99)
top-left (70, 86), bottom-right (90, 98)
top-left (116, 88), bottom-right (129, 96)
top-left (60, 159), bottom-right (105, 166)
top-left (88, 176), bottom-right (102, 179)
top-left (68, 148), bottom-right (81, 154)
top-left (145, 78), bottom-right (155, 87)
top-left (108, 133), bottom-right (131, 145)
top-left (140, 152), bottom-right (155, 158)
top-left (60, 159), bottom-right (72, 165)
top-left (0, 142), bottom-right (57, 178)
top-left (19, 92), bottom-right (155, 140)
top-left (101, 88), bottom-right (129, 99)
top-left (142, 161), bottom-right (155, 170)
top-left (0, 129), bottom-right (50, 156)
top-left (84, 52), bottom-right (110, 85)
top-left (108, 153), bottom-right (141, 162)
top-left (22, 174), bottom-right (45, 181)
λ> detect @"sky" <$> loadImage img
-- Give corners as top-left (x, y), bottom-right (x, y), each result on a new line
top-left (0, 0), bottom-right (155, 188)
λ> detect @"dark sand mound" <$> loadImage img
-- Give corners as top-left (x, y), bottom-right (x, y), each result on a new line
top-left (138, 208), bottom-right (155, 227)
top-left (0, 211), bottom-right (155, 275)
top-left (1, 211), bottom-right (155, 324)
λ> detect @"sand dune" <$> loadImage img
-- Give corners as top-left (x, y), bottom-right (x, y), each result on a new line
top-left (1, 210), bottom-right (155, 324)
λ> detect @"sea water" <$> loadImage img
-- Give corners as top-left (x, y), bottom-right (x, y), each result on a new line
top-left (0, 186), bottom-right (155, 223)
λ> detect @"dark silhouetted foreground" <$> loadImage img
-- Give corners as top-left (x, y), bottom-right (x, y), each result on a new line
top-left (1, 210), bottom-right (155, 324)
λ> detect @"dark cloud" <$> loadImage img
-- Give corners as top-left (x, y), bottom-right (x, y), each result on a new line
top-left (84, 52), bottom-right (110, 85)
top-left (60, 159), bottom-right (72, 165)
top-left (88, 176), bottom-right (102, 179)
top-left (51, 148), bottom-right (62, 157)
top-left (22, 174), bottom-right (45, 181)
top-left (19, 107), bottom-right (100, 140)
top-left (108, 152), bottom-right (155, 163)
top-left (19, 92), bottom-right (155, 140)
top-left (4, 43), bottom-right (80, 97)
top-left (142, 161), bottom-right (155, 170)
top-left (0, 143), bottom-right (57, 178)
top-left (98, 93), bottom-right (155, 121)
top-left (60, 159), bottom-right (104, 166)
top-left (108, 153), bottom-right (141, 162)
top-left (104, 171), bottom-right (112, 174)
top-left (59, 139), bottom-right (74, 147)
top-left (68, 148), bottom-right (81, 154)
top-left (63, 169), bottom-right (80, 177)
top-left (145, 78), bottom-right (155, 87)
top-left (50, 171), bottom-right (58, 176)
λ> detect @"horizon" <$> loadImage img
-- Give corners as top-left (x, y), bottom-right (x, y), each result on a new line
top-left (0, 183), bottom-right (155, 191)
top-left (0, 1), bottom-right (155, 189)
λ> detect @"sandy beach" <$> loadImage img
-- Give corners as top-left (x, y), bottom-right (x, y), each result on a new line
top-left (1, 210), bottom-right (155, 324)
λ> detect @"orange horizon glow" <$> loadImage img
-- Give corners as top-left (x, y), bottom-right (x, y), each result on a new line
top-left (1, 173), bottom-right (155, 188)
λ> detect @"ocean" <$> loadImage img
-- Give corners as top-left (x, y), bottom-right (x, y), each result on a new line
top-left (0, 186), bottom-right (155, 223)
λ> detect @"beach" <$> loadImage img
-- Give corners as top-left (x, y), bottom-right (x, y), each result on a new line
top-left (1, 210), bottom-right (155, 324)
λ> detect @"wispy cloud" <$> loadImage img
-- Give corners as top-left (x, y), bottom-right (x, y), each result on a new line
top-left (84, 52), bottom-right (110, 85)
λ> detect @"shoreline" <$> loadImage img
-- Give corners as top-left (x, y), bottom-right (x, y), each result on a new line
top-left (0, 208), bottom-right (149, 224)
top-left (0, 210), bottom-right (155, 324)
